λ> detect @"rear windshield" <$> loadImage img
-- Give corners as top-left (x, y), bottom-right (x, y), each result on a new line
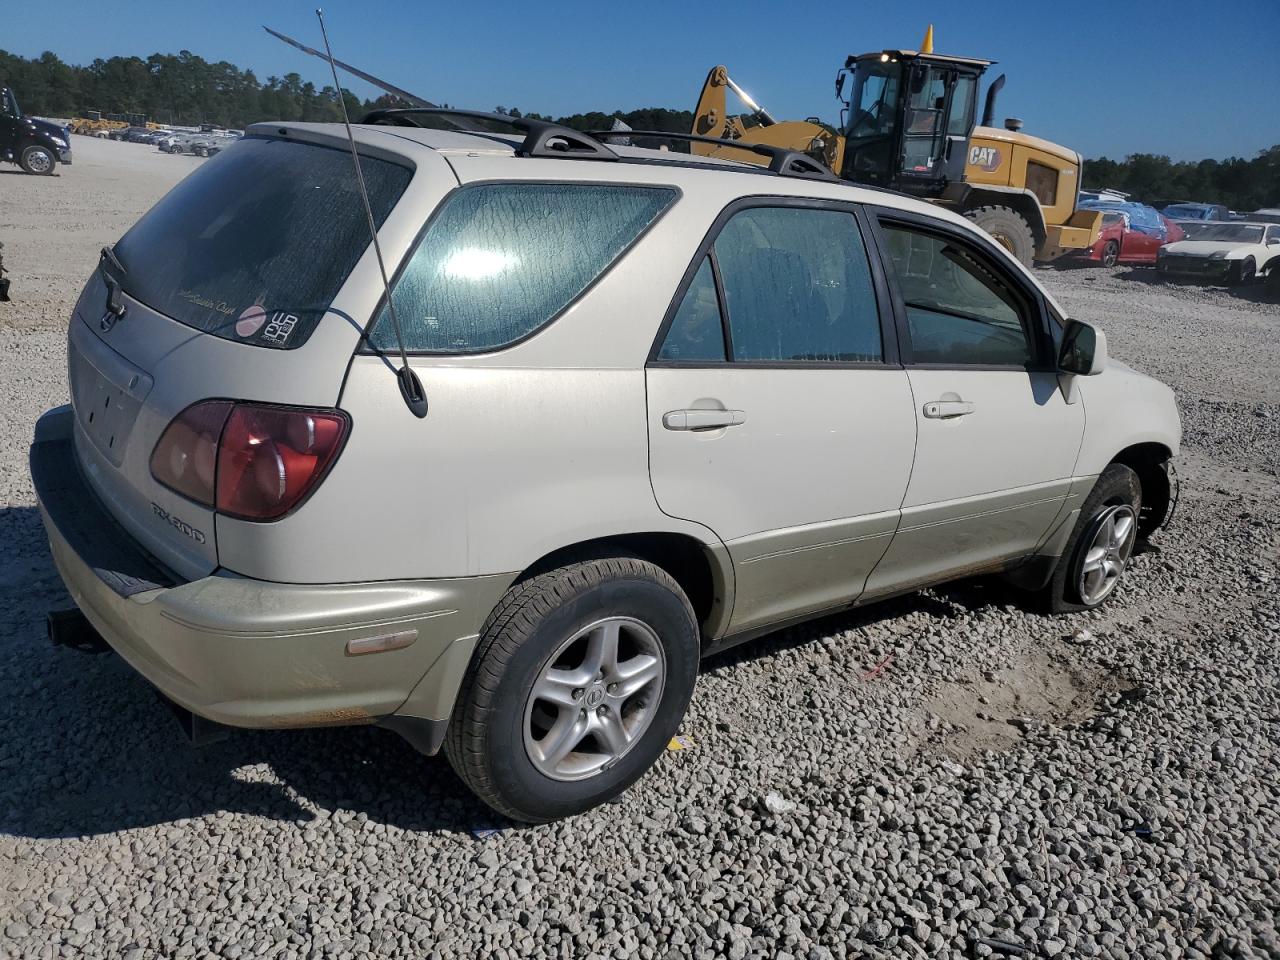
top-left (368, 182), bottom-right (678, 354)
top-left (112, 137), bottom-right (412, 349)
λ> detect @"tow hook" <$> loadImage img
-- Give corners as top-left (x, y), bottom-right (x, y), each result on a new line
top-left (46, 608), bottom-right (110, 654)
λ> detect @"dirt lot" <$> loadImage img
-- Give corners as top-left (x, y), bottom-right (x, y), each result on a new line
top-left (1, 137), bottom-right (1278, 959)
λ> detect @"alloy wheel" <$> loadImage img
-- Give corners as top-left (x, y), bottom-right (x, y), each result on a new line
top-left (523, 616), bottom-right (666, 782)
top-left (1076, 504), bottom-right (1137, 605)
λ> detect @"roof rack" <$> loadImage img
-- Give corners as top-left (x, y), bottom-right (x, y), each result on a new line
top-left (589, 129), bottom-right (839, 182)
top-left (361, 108), bottom-right (619, 162)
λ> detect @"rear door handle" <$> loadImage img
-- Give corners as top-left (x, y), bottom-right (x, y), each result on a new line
top-left (663, 409), bottom-right (746, 431)
top-left (923, 400), bottom-right (975, 419)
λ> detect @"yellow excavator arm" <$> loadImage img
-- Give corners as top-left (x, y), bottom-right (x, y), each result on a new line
top-left (691, 66), bottom-right (844, 172)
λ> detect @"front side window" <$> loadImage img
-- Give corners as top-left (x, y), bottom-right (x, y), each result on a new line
top-left (369, 183), bottom-right (676, 353)
top-left (880, 222), bottom-right (1035, 367)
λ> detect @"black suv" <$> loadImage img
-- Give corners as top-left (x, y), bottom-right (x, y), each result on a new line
top-left (0, 87), bottom-right (71, 175)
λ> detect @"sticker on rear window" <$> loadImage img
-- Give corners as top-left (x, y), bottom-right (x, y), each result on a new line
top-left (261, 312), bottom-right (299, 346)
top-left (236, 305), bottom-right (266, 338)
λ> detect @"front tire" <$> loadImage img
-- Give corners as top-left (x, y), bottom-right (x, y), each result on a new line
top-left (965, 205), bottom-right (1036, 266)
top-left (1233, 257), bottom-right (1256, 286)
top-left (1101, 240), bottom-right (1120, 267)
top-left (19, 145), bottom-right (56, 175)
top-left (445, 557), bottom-right (699, 822)
top-left (1041, 463), bottom-right (1142, 614)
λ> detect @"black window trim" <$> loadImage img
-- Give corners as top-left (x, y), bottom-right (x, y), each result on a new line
top-left (646, 195), bottom-right (902, 370)
top-left (356, 177), bottom-right (684, 358)
top-left (864, 205), bottom-right (1058, 372)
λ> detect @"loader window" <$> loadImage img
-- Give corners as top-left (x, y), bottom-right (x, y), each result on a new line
top-left (1026, 161), bottom-right (1059, 207)
top-left (947, 76), bottom-right (976, 136)
top-left (843, 61), bottom-right (902, 183)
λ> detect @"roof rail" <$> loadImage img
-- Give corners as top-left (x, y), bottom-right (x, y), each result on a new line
top-left (590, 129), bottom-right (840, 182)
top-left (361, 108), bottom-right (619, 162)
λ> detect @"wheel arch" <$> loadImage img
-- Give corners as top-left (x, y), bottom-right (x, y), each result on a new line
top-left (1108, 441), bottom-right (1175, 538)
top-left (514, 531), bottom-right (734, 643)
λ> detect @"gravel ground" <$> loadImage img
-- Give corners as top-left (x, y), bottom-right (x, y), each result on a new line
top-left (1, 140), bottom-right (1279, 959)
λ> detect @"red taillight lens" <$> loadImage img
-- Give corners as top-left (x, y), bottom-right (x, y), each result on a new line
top-left (150, 401), bottom-right (349, 521)
top-left (216, 405), bottom-right (348, 520)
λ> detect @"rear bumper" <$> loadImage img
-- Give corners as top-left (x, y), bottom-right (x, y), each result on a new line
top-left (31, 406), bottom-right (512, 746)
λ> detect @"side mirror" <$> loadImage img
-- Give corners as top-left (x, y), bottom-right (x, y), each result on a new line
top-left (1058, 319), bottom-right (1107, 376)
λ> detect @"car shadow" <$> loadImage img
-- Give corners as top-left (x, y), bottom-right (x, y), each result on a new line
top-left (0, 505), bottom-right (500, 840)
top-left (1, 498), bottom-right (1032, 840)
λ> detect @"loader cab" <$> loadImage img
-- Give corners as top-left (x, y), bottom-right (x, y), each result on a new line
top-left (837, 51), bottom-right (989, 197)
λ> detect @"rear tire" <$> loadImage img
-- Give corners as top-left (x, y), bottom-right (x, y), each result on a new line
top-left (1041, 464), bottom-right (1142, 614)
top-left (19, 145), bottom-right (55, 175)
top-left (966, 205), bottom-right (1036, 266)
top-left (445, 557), bottom-right (699, 822)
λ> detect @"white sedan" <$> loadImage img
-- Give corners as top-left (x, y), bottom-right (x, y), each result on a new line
top-left (1157, 221), bottom-right (1280, 284)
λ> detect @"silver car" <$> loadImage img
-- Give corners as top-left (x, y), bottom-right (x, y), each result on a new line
top-left (31, 115), bottom-right (1181, 821)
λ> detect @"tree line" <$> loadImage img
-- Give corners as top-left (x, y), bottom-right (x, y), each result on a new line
top-left (1083, 150), bottom-right (1279, 213)
top-left (3, 48), bottom-right (1275, 210)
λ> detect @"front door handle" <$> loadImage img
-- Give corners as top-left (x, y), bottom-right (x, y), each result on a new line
top-left (663, 409), bottom-right (746, 431)
top-left (923, 399), bottom-right (975, 419)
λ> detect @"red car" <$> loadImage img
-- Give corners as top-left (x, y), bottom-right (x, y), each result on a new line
top-left (1077, 209), bottom-right (1185, 266)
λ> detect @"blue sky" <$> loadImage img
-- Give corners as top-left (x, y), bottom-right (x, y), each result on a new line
top-left (5, 0), bottom-right (1278, 161)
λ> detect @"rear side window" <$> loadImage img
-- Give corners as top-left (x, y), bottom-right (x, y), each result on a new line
top-left (369, 183), bottom-right (677, 354)
top-left (113, 137), bottom-right (411, 349)
top-left (714, 206), bottom-right (882, 362)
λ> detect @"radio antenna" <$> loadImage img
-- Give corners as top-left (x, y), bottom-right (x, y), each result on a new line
top-left (315, 8), bottom-right (427, 418)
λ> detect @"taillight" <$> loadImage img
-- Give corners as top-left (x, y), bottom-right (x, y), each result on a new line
top-left (150, 401), bottom-right (349, 521)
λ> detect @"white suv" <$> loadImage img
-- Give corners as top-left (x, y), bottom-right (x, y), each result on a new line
top-left (31, 113), bottom-right (1180, 821)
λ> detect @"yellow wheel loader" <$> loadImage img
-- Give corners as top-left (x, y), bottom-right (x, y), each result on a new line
top-left (69, 111), bottom-right (128, 137)
top-left (691, 30), bottom-right (1100, 265)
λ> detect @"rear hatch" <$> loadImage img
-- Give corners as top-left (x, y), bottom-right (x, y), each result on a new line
top-left (66, 131), bottom-right (418, 580)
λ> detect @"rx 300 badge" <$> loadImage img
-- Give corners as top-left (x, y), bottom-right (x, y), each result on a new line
top-left (151, 502), bottom-right (207, 544)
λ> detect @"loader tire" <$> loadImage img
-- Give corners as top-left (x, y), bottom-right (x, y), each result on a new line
top-left (966, 205), bottom-right (1035, 267)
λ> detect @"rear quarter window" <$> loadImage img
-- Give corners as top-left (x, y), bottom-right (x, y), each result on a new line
top-left (112, 137), bottom-right (412, 349)
top-left (368, 182), bottom-right (678, 354)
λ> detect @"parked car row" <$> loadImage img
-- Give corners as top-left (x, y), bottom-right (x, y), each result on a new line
top-left (1068, 193), bottom-right (1280, 290)
top-left (108, 126), bottom-right (173, 145)
top-left (156, 132), bottom-right (238, 157)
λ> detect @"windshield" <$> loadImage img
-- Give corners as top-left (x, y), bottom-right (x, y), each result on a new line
top-left (112, 137), bottom-right (412, 349)
top-left (1, 88), bottom-right (20, 119)
top-left (1181, 223), bottom-right (1263, 243)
